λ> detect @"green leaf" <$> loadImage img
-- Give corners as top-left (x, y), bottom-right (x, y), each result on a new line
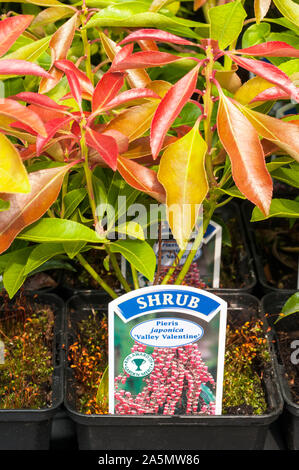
top-left (264, 17), bottom-right (299, 34)
top-left (172, 102), bottom-right (202, 127)
top-left (63, 241), bottom-right (87, 259)
top-left (96, 365), bottom-right (109, 412)
top-left (86, 3), bottom-right (207, 38)
top-left (18, 218), bottom-right (106, 243)
top-left (106, 173), bottom-right (139, 229)
top-left (29, 258), bottom-right (76, 275)
top-left (273, 0), bottom-right (299, 27)
top-left (112, 222), bottom-right (145, 240)
top-left (3, 247), bottom-right (34, 298)
top-left (271, 166), bottom-right (299, 189)
top-left (212, 215), bottom-right (232, 247)
top-left (217, 186), bottom-right (246, 199)
top-left (251, 198), bottom-right (299, 221)
top-left (64, 188), bottom-right (87, 219)
top-left (279, 59), bottom-right (299, 77)
top-left (24, 243), bottom-right (65, 275)
top-left (109, 239), bottom-right (156, 281)
top-left (242, 23), bottom-right (270, 49)
top-left (0, 199), bottom-right (10, 211)
top-left (266, 156), bottom-right (293, 172)
top-left (209, 1), bottom-right (247, 50)
top-left (275, 292), bottom-right (299, 323)
top-left (92, 173), bottom-right (108, 221)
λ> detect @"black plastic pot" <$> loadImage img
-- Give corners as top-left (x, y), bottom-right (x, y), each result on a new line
top-left (212, 202), bottom-right (256, 292)
top-left (261, 291), bottom-right (299, 450)
top-left (241, 201), bottom-right (298, 295)
top-left (64, 291), bottom-right (283, 450)
top-left (0, 292), bottom-right (64, 450)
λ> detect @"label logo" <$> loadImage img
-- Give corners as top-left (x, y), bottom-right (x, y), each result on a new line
top-left (123, 352), bottom-right (154, 378)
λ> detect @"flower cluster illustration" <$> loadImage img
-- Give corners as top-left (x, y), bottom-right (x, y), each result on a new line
top-left (115, 341), bottom-right (216, 415)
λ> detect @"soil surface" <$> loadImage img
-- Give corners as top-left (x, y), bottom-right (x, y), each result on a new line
top-left (0, 292), bottom-right (55, 409)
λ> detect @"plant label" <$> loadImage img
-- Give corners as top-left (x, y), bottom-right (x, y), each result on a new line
top-left (122, 220), bottom-right (222, 288)
top-left (108, 285), bottom-right (227, 415)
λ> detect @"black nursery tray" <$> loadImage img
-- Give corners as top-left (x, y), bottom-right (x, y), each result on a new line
top-left (0, 292), bottom-right (64, 450)
top-left (261, 291), bottom-right (299, 450)
top-left (64, 292), bottom-right (283, 451)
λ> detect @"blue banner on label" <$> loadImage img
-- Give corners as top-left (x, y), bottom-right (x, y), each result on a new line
top-left (116, 288), bottom-right (221, 322)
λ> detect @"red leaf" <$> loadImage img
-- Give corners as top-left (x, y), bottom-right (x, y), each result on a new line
top-left (102, 129), bottom-right (129, 155)
top-left (0, 99), bottom-right (47, 137)
top-left (91, 88), bottom-right (160, 120)
top-left (250, 86), bottom-right (290, 102)
top-left (111, 50), bottom-right (182, 71)
top-left (92, 72), bottom-right (124, 113)
top-left (54, 59), bottom-right (94, 98)
top-left (217, 91), bottom-right (273, 215)
top-left (10, 91), bottom-right (69, 112)
top-left (36, 117), bottom-right (73, 156)
top-left (0, 59), bottom-right (52, 79)
top-left (39, 14), bottom-right (78, 94)
top-left (86, 128), bottom-right (118, 170)
top-left (10, 121), bottom-right (37, 136)
top-left (230, 55), bottom-right (299, 102)
top-left (234, 42), bottom-right (299, 58)
top-left (117, 156), bottom-right (166, 203)
top-left (119, 29), bottom-right (197, 47)
top-left (151, 65), bottom-right (200, 159)
top-left (0, 15), bottom-right (33, 58)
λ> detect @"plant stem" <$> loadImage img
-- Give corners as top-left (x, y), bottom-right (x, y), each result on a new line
top-left (76, 253), bottom-right (118, 299)
top-left (80, 124), bottom-right (99, 230)
top-left (80, 12), bottom-right (93, 86)
top-left (160, 249), bottom-right (184, 285)
top-left (106, 247), bottom-right (132, 293)
top-left (215, 196), bottom-right (233, 209)
top-left (203, 46), bottom-right (218, 188)
top-left (174, 200), bottom-right (217, 285)
top-left (131, 265), bottom-right (140, 290)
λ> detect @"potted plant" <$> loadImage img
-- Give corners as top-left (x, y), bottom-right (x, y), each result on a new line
top-left (262, 291), bottom-right (299, 450)
top-left (0, 289), bottom-right (64, 450)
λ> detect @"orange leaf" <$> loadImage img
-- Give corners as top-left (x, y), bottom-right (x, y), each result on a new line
top-left (217, 91), bottom-right (272, 215)
top-left (39, 13), bottom-right (78, 94)
top-left (237, 105), bottom-right (299, 162)
top-left (0, 164), bottom-right (74, 254)
top-left (117, 156), bottom-right (166, 203)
